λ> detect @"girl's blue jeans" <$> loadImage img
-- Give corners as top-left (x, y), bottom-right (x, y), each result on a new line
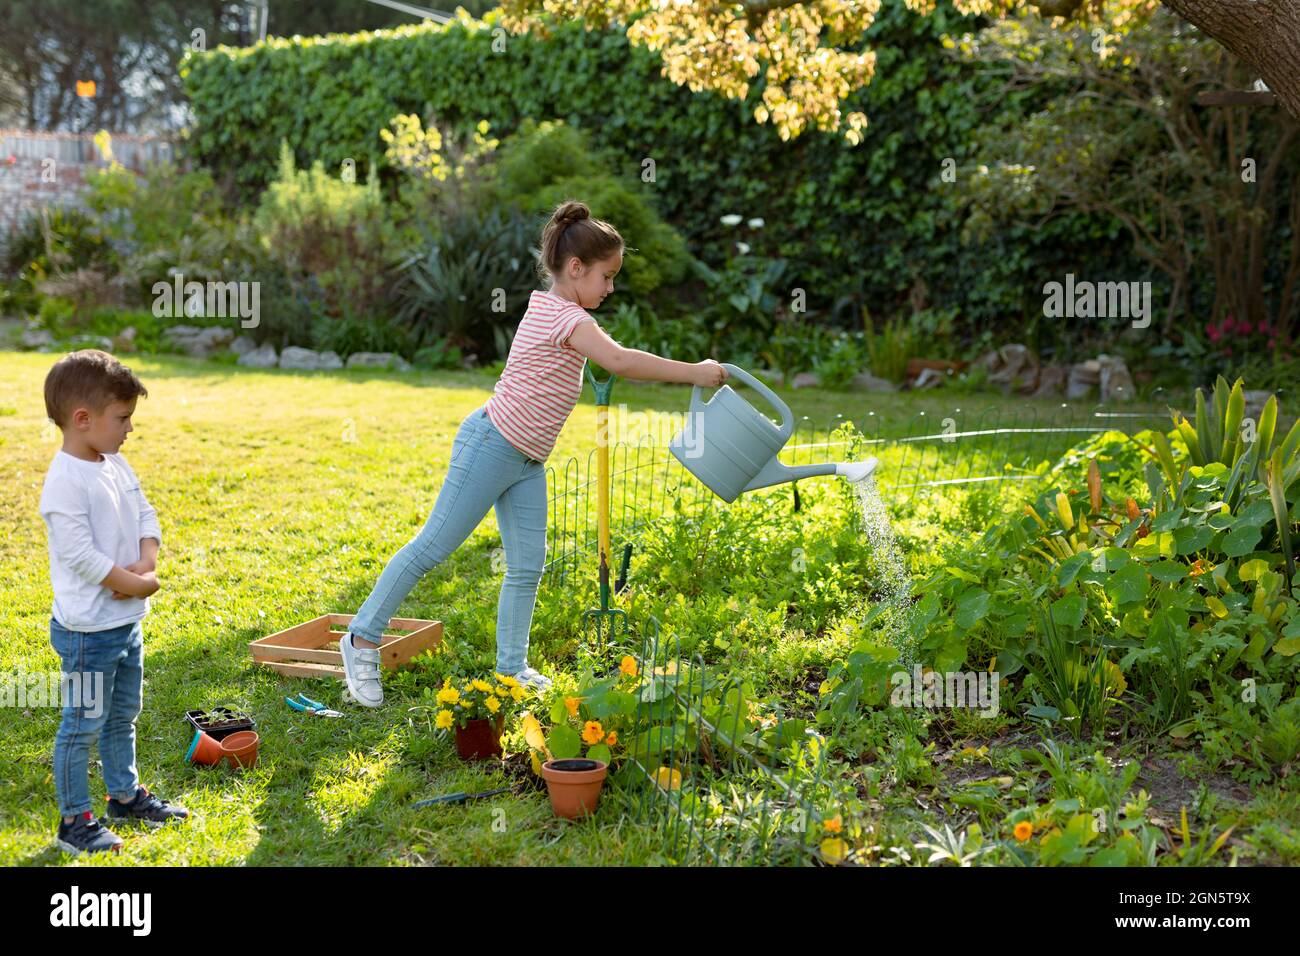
top-left (349, 406), bottom-right (548, 675)
top-left (50, 617), bottom-right (144, 818)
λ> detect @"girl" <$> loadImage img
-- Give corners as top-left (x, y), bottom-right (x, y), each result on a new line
top-left (340, 200), bottom-right (728, 705)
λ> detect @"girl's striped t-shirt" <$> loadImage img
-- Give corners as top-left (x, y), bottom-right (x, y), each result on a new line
top-left (484, 290), bottom-right (597, 463)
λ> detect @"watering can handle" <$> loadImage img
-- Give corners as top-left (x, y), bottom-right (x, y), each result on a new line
top-left (691, 364), bottom-right (794, 440)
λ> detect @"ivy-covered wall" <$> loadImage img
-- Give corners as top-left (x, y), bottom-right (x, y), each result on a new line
top-left (182, 2), bottom-right (1124, 335)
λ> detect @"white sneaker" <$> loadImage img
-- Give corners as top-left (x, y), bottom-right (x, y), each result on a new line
top-left (513, 667), bottom-right (553, 693)
top-left (340, 633), bottom-right (384, 707)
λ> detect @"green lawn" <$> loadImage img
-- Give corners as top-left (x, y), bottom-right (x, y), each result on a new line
top-left (1, 352), bottom-right (1294, 866)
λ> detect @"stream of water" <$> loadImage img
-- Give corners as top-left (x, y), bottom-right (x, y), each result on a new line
top-left (851, 475), bottom-right (916, 666)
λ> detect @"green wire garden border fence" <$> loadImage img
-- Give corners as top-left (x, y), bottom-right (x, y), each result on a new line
top-left (538, 394), bottom-right (1175, 863)
top-left (541, 397), bottom-right (1173, 586)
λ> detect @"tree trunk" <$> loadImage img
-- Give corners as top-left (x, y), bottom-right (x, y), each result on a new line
top-left (1160, 0), bottom-right (1300, 120)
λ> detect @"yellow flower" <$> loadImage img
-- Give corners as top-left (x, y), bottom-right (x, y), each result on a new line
top-left (499, 675), bottom-right (519, 688)
top-left (822, 815), bottom-right (842, 834)
top-left (619, 655), bottom-right (638, 677)
top-left (436, 686), bottom-right (460, 706)
top-left (653, 766), bottom-right (681, 791)
top-left (495, 685), bottom-right (508, 697)
top-left (819, 838), bottom-right (847, 865)
top-left (472, 679), bottom-right (493, 694)
top-left (582, 720), bottom-right (604, 745)
top-left (605, 731), bottom-right (618, 746)
top-left (510, 687), bottom-right (525, 702)
top-left (1014, 821), bottom-right (1033, 842)
top-left (485, 695), bottom-right (501, 714)
top-left (435, 710), bottom-right (454, 730)
top-left (564, 697), bottom-right (582, 717)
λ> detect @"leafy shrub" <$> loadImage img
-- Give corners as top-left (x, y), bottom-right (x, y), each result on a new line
top-left (4, 207), bottom-right (111, 313)
top-left (252, 142), bottom-right (398, 322)
top-left (603, 301), bottom-right (711, 362)
top-left (485, 120), bottom-right (691, 300)
top-left (391, 205), bottom-right (537, 360)
top-left (864, 314), bottom-right (914, 383)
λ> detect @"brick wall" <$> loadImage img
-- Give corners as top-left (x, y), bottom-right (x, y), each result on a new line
top-left (0, 130), bottom-right (179, 260)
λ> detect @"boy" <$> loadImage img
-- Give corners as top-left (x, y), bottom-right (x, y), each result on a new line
top-left (39, 349), bottom-right (189, 855)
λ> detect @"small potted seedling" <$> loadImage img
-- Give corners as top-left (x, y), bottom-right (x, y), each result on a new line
top-left (522, 711), bottom-right (610, 819)
top-left (518, 655), bottom-right (646, 819)
top-left (430, 674), bottom-right (527, 761)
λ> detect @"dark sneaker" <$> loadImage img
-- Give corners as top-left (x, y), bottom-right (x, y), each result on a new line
top-left (56, 811), bottom-right (123, 855)
top-left (104, 786), bottom-right (190, 827)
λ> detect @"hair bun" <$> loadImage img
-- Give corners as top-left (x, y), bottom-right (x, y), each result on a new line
top-left (553, 200), bottom-right (590, 227)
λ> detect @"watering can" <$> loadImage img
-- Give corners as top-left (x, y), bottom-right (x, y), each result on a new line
top-left (668, 364), bottom-right (879, 503)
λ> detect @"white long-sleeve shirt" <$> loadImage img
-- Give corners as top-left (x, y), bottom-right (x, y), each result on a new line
top-left (39, 450), bottom-right (162, 632)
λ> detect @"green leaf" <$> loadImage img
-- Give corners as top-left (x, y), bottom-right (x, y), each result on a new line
top-left (547, 724), bottom-right (581, 759)
top-left (1057, 551), bottom-right (1090, 587)
top-left (955, 588), bottom-right (991, 629)
top-left (1173, 525), bottom-right (1213, 555)
top-left (1051, 593), bottom-right (1087, 628)
top-left (1222, 524), bottom-right (1262, 558)
top-left (586, 743), bottom-right (612, 765)
top-left (1107, 563), bottom-right (1149, 606)
top-left (1148, 561), bottom-right (1186, 583)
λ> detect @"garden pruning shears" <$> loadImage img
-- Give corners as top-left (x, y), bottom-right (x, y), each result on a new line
top-left (284, 693), bottom-right (344, 717)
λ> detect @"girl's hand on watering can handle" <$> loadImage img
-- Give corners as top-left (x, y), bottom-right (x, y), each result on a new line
top-left (691, 360), bottom-right (728, 388)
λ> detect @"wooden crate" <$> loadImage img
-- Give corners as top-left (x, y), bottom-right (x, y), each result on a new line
top-left (249, 614), bottom-right (442, 680)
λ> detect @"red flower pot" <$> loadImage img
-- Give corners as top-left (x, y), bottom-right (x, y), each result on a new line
top-left (455, 716), bottom-right (505, 761)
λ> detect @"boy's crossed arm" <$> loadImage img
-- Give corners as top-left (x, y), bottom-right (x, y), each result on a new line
top-left (44, 507), bottom-right (161, 601)
top-left (107, 537), bottom-right (161, 600)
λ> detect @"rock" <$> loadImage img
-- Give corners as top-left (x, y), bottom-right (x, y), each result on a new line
top-left (318, 350), bottom-right (343, 370)
top-left (230, 335), bottom-right (258, 357)
top-left (1098, 354), bottom-right (1136, 403)
top-left (791, 372), bottom-right (822, 389)
top-left (166, 324), bottom-right (235, 358)
top-left (1033, 365), bottom-right (1067, 397)
top-left (345, 351), bottom-right (412, 371)
top-left (912, 367), bottom-right (945, 389)
top-left (237, 343), bottom-right (279, 368)
top-left (850, 371), bottom-right (898, 392)
top-left (112, 326), bottom-right (137, 353)
top-left (976, 343), bottom-right (1039, 393)
top-left (1066, 361), bottom-right (1100, 400)
top-left (21, 328), bottom-right (54, 350)
top-left (279, 346), bottom-right (324, 370)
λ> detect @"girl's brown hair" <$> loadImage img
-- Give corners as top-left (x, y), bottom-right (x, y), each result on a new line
top-left (537, 200), bottom-right (623, 283)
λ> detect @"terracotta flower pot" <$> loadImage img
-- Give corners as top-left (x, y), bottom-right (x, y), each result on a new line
top-left (185, 729), bottom-right (224, 766)
top-left (219, 730), bottom-right (260, 769)
top-left (455, 716), bottom-right (505, 761)
top-left (541, 758), bottom-right (608, 819)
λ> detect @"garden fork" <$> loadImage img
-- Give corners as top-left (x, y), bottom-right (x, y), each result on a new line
top-left (582, 365), bottom-right (628, 666)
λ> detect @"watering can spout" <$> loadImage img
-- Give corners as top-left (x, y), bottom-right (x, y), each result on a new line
top-left (835, 458), bottom-right (880, 484)
top-left (740, 456), bottom-right (880, 494)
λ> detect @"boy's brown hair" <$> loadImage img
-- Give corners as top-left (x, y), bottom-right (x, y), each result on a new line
top-left (44, 349), bottom-right (148, 428)
top-left (538, 200), bottom-right (624, 283)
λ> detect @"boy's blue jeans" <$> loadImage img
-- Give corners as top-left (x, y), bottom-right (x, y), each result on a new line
top-left (349, 406), bottom-right (548, 675)
top-left (49, 617), bottom-right (144, 818)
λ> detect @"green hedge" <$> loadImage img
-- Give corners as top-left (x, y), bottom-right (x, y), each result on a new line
top-left (182, 2), bottom-right (1125, 336)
